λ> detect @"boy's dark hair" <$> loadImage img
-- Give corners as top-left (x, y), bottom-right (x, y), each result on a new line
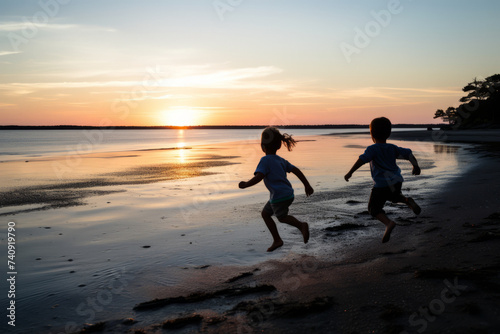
top-left (370, 117), bottom-right (392, 141)
top-left (261, 127), bottom-right (296, 153)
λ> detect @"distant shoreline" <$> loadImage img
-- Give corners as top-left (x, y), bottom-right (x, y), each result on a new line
top-left (376, 129), bottom-right (500, 144)
top-left (0, 124), bottom-right (440, 130)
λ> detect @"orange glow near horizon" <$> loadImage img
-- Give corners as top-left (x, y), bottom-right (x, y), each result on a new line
top-left (161, 107), bottom-right (201, 127)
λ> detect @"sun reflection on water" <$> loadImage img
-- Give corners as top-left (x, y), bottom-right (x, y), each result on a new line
top-left (176, 129), bottom-right (187, 163)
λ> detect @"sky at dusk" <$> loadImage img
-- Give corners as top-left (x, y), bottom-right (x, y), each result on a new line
top-left (0, 0), bottom-right (499, 126)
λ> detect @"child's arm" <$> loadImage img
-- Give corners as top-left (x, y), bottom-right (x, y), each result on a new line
top-left (290, 167), bottom-right (314, 196)
top-left (408, 153), bottom-right (421, 175)
top-left (344, 158), bottom-right (366, 182)
top-left (239, 172), bottom-right (264, 189)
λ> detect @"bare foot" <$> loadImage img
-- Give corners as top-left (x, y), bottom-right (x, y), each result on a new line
top-left (301, 222), bottom-right (310, 244)
top-left (407, 197), bottom-right (421, 215)
top-left (267, 240), bottom-right (284, 252)
top-left (382, 221), bottom-right (396, 243)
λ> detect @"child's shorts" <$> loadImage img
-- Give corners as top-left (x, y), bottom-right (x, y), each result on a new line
top-left (263, 197), bottom-right (294, 220)
top-left (368, 182), bottom-right (406, 217)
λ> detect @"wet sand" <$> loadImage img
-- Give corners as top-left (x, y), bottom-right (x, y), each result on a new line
top-left (86, 130), bottom-right (500, 334)
top-left (3, 130), bottom-right (500, 333)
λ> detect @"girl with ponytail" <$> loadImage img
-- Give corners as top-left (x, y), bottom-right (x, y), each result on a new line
top-left (239, 127), bottom-right (314, 252)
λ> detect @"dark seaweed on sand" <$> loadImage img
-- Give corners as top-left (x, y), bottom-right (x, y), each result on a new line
top-left (79, 322), bottom-right (106, 333)
top-left (133, 284), bottom-right (276, 310)
top-left (162, 314), bottom-right (203, 329)
top-left (225, 271), bottom-right (254, 283)
top-left (231, 296), bottom-right (334, 319)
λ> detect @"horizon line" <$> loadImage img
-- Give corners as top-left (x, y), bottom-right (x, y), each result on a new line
top-left (0, 123), bottom-right (444, 129)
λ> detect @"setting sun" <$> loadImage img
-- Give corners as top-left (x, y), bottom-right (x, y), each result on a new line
top-left (162, 107), bottom-right (200, 126)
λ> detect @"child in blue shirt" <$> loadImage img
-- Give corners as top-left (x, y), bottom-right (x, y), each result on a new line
top-left (239, 127), bottom-right (314, 252)
top-left (345, 117), bottom-right (421, 243)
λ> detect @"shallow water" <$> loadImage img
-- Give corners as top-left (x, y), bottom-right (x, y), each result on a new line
top-left (0, 131), bottom-right (472, 333)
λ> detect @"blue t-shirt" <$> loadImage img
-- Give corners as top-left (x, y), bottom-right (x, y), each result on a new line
top-left (359, 143), bottom-right (412, 188)
top-left (255, 155), bottom-right (295, 203)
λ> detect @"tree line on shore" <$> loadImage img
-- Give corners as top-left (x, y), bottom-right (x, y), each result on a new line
top-left (434, 74), bottom-right (500, 129)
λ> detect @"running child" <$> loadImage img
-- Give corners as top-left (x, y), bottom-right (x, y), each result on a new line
top-left (344, 117), bottom-right (422, 243)
top-left (239, 127), bottom-right (314, 252)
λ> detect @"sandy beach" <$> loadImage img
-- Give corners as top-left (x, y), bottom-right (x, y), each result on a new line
top-left (2, 129), bottom-right (500, 334)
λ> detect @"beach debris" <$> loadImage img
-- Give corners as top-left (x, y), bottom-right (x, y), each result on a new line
top-left (205, 315), bottom-right (227, 325)
top-left (132, 330), bottom-right (146, 334)
top-left (133, 284), bottom-right (276, 311)
top-left (225, 271), bottom-right (254, 283)
top-left (194, 264), bottom-right (210, 269)
top-left (79, 321), bottom-right (105, 333)
top-left (162, 313), bottom-right (203, 329)
top-left (122, 318), bottom-right (137, 325)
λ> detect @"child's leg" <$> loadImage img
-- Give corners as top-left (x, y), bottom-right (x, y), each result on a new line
top-left (391, 183), bottom-right (421, 215)
top-left (374, 212), bottom-right (396, 243)
top-left (405, 197), bottom-right (421, 215)
top-left (261, 209), bottom-right (283, 252)
top-left (369, 188), bottom-right (396, 243)
top-left (277, 215), bottom-right (309, 244)
top-left (392, 195), bottom-right (421, 215)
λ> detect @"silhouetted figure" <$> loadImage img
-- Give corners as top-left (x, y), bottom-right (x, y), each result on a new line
top-left (239, 127), bottom-right (313, 251)
top-left (345, 117), bottom-right (421, 243)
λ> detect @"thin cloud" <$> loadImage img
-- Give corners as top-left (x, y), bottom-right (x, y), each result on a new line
top-left (0, 66), bottom-right (286, 92)
top-left (0, 22), bottom-right (116, 32)
top-left (377, 87), bottom-right (462, 96)
top-left (331, 86), bottom-right (462, 101)
top-left (0, 51), bottom-right (21, 56)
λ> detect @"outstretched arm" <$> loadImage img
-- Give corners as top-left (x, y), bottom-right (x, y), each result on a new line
top-left (408, 153), bottom-right (421, 175)
top-left (290, 167), bottom-right (314, 196)
top-left (344, 158), bottom-right (366, 182)
top-left (239, 172), bottom-right (264, 189)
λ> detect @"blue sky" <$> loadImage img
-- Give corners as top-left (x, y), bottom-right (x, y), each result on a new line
top-left (1, 0), bottom-right (499, 125)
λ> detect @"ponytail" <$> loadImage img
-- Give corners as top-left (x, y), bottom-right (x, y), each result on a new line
top-left (281, 132), bottom-right (296, 151)
top-left (261, 127), bottom-right (296, 153)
